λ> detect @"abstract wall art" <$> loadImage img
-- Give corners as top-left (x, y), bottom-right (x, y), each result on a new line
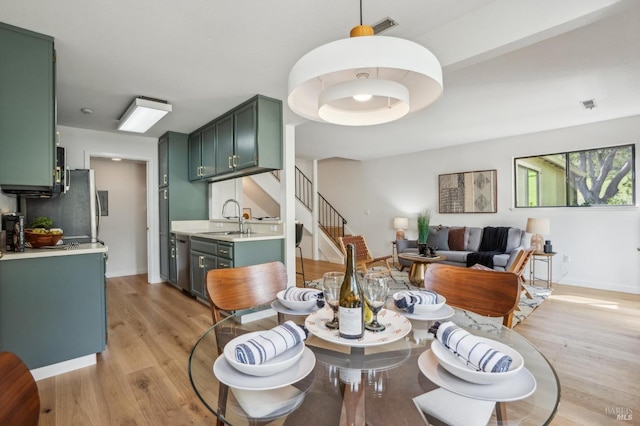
top-left (438, 170), bottom-right (497, 213)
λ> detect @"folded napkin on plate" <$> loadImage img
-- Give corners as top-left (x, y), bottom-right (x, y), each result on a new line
top-left (235, 321), bottom-right (308, 365)
top-left (393, 290), bottom-right (438, 314)
top-left (431, 321), bottom-right (512, 373)
top-left (282, 287), bottom-right (325, 308)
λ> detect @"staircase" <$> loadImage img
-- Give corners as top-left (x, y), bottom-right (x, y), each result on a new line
top-left (250, 168), bottom-right (347, 263)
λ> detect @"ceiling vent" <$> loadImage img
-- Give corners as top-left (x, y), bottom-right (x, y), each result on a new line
top-left (580, 99), bottom-right (597, 110)
top-left (372, 17), bottom-right (398, 35)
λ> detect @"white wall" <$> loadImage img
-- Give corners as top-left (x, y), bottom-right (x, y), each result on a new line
top-left (317, 115), bottom-right (640, 294)
top-left (57, 126), bottom-right (160, 282)
top-left (91, 157), bottom-right (147, 277)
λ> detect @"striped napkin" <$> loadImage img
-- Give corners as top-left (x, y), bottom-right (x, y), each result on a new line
top-left (393, 290), bottom-right (438, 314)
top-left (434, 321), bottom-right (513, 373)
top-left (282, 287), bottom-right (325, 308)
top-left (235, 321), bottom-right (308, 365)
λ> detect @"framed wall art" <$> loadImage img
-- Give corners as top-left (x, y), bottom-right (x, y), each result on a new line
top-left (438, 170), bottom-right (497, 213)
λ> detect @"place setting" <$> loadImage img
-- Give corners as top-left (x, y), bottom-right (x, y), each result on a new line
top-left (417, 320), bottom-right (537, 402)
top-left (213, 320), bottom-right (316, 391)
top-left (388, 289), bottom-right (455, 321)
top-left (270, 286), bottom-right (325, 316)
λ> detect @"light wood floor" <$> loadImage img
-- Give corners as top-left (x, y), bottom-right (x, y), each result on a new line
top-left (35, 259), bottom-right (639, 425)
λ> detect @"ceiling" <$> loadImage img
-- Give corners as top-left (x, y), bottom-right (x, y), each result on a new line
top-left (3, 0), bottom-right (640, 161)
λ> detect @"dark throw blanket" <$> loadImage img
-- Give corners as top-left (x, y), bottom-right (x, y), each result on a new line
top-left (466, 226), bottom-right (510, 268)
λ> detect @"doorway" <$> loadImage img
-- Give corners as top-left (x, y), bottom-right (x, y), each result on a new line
top-left (91, 156), bottom-right (148, 277)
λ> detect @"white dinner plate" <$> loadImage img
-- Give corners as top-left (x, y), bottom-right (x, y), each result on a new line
top-left (387, 301), bottom-right (455, 321)
top-left (418, 349), bottom-right (536, 402)
top-left (304, 307), bottom-right (412, 347)
top-left (270, 299), bottom-right (320, 316)
top-left (430, 338), bottom-right (524, 384)
top-left (214, 347), bottom-right (316, 391)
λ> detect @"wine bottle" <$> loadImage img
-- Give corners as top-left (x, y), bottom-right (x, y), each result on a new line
top-left (339, 243), bottom-right (364, 339)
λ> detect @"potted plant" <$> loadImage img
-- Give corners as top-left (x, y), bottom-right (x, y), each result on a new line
top-left (417, 209), bottom-right (430, 255)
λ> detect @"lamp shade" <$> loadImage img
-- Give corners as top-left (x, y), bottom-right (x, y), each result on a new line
top-left (526, 218), bottom-right (550, 235)
top-left (393, 217), bottom-right (409, 230)
top-left (526, 218), bottom-right (550, 253)
top-left (117, 97), bottom-right (172, 133)
top-left (393, 217), bottom-right (409, 240)
top-left (288, 35), bottom-right (442, 126)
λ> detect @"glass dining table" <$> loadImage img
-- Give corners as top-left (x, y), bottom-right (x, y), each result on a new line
top-left (189, 305), bottom-right (560, 425)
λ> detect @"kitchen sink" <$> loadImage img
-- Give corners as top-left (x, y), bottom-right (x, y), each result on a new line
top-left (202, 231), bottom-right (251, 235)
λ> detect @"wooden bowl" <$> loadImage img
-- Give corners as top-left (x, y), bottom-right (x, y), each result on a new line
top-left (24, 229), bottom-right (63, 248)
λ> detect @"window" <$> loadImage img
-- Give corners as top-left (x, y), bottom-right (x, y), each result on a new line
top-left (515, 144), bottom-right (635, 207)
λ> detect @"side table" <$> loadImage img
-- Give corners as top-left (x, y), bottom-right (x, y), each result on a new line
top-left (391, 240), bottom-right (403, 271)
top-left (530, 252), bottom-right (556, 288)
top-left (398, 254), bottom-right (447, 287)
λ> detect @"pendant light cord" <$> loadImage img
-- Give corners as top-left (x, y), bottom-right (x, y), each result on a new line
top-left (359, 0), bottom-right (363, 25)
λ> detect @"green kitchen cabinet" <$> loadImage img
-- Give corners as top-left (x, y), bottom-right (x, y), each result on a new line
top-left (188, 124), bottom-right (216, 182)
top-left (188, 131), bottom-right (202, 182)
top-left (158, 132), bottom-right (208, 282)
top-left (215, 95), bottom-right (283, 180)
top-left (0, 22), bottom-right (56, 188)
top-left (189, 236), bottom-right (284, 302)
top-left (190, 95), bottom-right (283, 183)
top-left (0, 252), bottom-right (107, 369)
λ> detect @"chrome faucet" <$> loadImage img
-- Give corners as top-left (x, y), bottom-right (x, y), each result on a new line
top-left (222, 199), bottom-right (244, 234)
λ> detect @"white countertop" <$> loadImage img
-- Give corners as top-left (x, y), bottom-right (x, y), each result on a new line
top-left (0, 243), bottom-right (108, 261)
top-left (171, 219), bottom-right (284, 242)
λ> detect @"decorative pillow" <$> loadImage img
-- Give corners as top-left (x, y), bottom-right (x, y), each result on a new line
top-left (426, 226), bottom-right (449, 250)
top-left (448, 227), bottom-right (466, 251)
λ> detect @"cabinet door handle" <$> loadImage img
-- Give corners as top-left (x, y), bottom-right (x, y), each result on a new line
top-left (219, 249), bottom-right (229, 255)
top-left (170, 247), bottom-right (175, 258)
top-left (163, 189), bottom-right (168, 200)
top-left (55, 166), bottom-right (61, 184)
top-left (233, 155), bottom-right (238, 167)
top-left (198, 255), bottom-right (204, 268)
top-left (163, 174), bottom-right (168, 185)
top-left (228, 156), bottom-right (232, 169)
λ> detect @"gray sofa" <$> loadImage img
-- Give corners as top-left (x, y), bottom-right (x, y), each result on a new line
top-left (396, 226), bottom-right (527, 271)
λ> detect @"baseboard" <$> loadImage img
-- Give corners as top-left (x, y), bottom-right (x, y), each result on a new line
top-left (31, 354), bottom-right (96, 381)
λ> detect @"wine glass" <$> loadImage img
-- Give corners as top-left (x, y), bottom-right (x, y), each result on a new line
top-left (322, 272), bottom-right (343, 329)
top-left (363, 273), bottom-right (390, 332)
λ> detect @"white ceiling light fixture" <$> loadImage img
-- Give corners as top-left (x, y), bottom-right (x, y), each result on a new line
top-left (117, 97), bottom-right (172, 133)
top-left (288, 0), bottom-right (443, 126)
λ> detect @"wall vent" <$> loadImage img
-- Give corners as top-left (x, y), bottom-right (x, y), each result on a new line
top-left (580, 99), bottom-right (597, 110)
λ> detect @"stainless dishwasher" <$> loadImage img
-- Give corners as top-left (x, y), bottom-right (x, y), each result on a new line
top-left (175, 235), bottom-right (190, 293)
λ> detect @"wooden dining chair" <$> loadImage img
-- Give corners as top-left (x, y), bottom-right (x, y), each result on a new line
top-left (338, 235), bottom-right (393, 275)
top-left (205, 261), bottom-right (288, 426)
top-left (423, 263), bottom-right (520, 328)
top-left (206, 260), bottom-right (288, 325)
top-left (0, 352), bottom-right (40, 426)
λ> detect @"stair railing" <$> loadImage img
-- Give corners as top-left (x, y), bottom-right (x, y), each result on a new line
top-left (271, 167), bottom-right (347, 244)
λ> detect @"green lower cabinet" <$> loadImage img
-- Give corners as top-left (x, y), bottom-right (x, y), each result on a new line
top-left (189, 237), bottom-right (284, 302)
top-left (0, 252), bottom-right (107, 369)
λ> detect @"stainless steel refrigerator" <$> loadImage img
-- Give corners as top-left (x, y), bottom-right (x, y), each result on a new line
top-left (25, 169), bottom-right (100, 244)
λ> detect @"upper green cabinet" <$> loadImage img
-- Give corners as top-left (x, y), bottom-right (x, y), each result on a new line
top-left (189, 125), bottom-right (216, 181)
top-left (0, 22), bottom-right (56, 188)
top-left (189, 95), bottom-right (283, 183)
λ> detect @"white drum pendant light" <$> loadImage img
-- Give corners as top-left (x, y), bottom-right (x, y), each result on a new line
top-left (288, 2), bottom-right (443, 126)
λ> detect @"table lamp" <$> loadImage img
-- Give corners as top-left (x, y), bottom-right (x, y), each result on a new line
top-left (526, 218), bottom-right (550, 253)
top-left (393, 217), bottom-right (409, 240)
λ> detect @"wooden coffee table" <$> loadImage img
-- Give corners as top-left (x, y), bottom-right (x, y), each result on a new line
top-left (398, 253), bottom-right (447, 287)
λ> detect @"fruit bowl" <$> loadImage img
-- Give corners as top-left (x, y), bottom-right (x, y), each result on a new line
top-left (24, 229), bottom-right (63, 248)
